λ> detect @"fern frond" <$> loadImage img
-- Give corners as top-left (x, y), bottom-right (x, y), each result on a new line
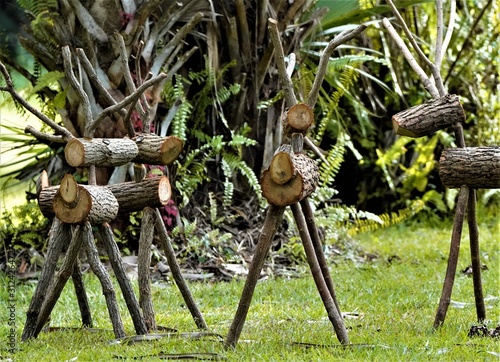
top-left (319, 136), bottom-right (346, 187)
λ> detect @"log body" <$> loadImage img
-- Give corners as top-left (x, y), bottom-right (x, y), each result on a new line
top-left (392, 94), bottom-right (465, 137)
top-left (439, 147), bottom-right (500, 189)
top-left (53, 184), bottom-right (119, 224)
top-left (261, 153), bottom-right (319, 206)
top-left (39, 176), bottom-right (172, 217)
top-left (133, 134), bottom-right (183, 165)
top-left (65, 138), bottom-right (139, 167)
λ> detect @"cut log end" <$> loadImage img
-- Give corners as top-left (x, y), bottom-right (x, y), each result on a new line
top-left (261, 153), bottom-right (319, 207)
top-left (269, 152), bottom-right (296, 185)
top-left (59, 174), bottom-right (80, 205)
top-left (283, 103), bottom-right (314, 136)
top-left (261, 170), bottom-right (304, 206)
top-left (65, 138), bottom-right (85, 167)
top-left (158, 176), bottom-right (172, 205)
top-left (160, 136), bottom-right (183, 165)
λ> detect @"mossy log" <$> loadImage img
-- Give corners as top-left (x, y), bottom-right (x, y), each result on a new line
top-left (65, 137), bottom-right (139, 167)
top-left (439, 147), bottom-right (500, 189)
top-left (392, 94), bottom-right (465, 137)
top-left (261, 152), bottom-right (319, 206)
top-left (133, 134), bottom-right (183, 165)
top-left (39, 175), bottom-right (172, 218)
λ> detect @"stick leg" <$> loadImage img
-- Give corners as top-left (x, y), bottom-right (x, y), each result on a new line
top-left (434, 186), bottom-right (469, 328)
top-left (225, 205), bottom-right (285, 348)
top-left (300, 198), bottom-right (341, 314)
top-left (32, 223), bottom-right (86, 339)
top-left (153, 208), bottom-right (208, 330)
top-left (72, 259), bottom-right (92, 327)
top-left (291, 204), bottom-right (349, 344)
top-left (83, 223), bottom-right (126, 339)
top-left (99, 223), bottom-right (148, 335)
top-left (467, 189), bottom-right (486, 322)
top-left (22, 218), bottom-right (70, 340)
top-left (138, 207), bottom-right (157, 332)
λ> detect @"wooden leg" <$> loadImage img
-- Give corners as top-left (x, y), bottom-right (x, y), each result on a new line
top-left (467, 189), bottom-right (486, 322)
top-left (225, 205), bottom-right (285, 348)
top-left (72, 259), bottom-right (92, 327)
top-left (138, 207), bottom-right (157, 332)
top-left (291, 204), bottom-right (349, 344)
top-left (99, 223), bottom-right (148, 335)
top-left (300, 198), bottom-right (342, 314)
top-left (154, 208), bottom-right (208, 330)
top-left (434, 186), bottom-right (469, 328)
top-left (83, 223), bottom-right (126, 339)
top-left (32, 223), bottom-right (87, 339)
top-left (22, 218), bottom-right (69, 340)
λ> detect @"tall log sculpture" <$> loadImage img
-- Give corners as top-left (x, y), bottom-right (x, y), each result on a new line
top-left (225, 18), bottom-right (367, 349)
top-left (0, 43), bottom-right (208, 341)
top-left (384, 0), bottom-right (494, 329)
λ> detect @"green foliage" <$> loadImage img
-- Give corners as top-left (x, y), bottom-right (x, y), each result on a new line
top-left (163, 65), bottom-right (261, 209)
top-left (17, 0), bottom-right (58, 15)
top-left (0, 201), bottom-right (49, 252)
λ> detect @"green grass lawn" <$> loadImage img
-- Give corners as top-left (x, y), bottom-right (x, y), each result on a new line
top-left (1, 217), bottom-right (499, 361)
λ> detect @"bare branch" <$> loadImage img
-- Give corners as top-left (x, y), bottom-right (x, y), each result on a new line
top-left (268, 18), bottom-right (297, 107)
top-left (90, 73), bottom-right (168, 134)
top-left (435, 0), bottom-right (444, 70)
top-left (0, 62), bottom-right (73, 139)
top-left (382, 18), bottom-right (440, 98)
top-left (439, 0), bottom-right (457, 70)
top-left (25, 125), bottom-right (66, 144)
top-left (62, 46), bottom-right (94, 137)
top-left (307, 24), bottom-right (367, 108)
top-left (76, 48), bottom-right (123, 110)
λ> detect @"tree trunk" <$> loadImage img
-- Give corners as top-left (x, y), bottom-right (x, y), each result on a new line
top-left (39, 176), bottom-right (172, 217)
top-left (439, 147), bottom-right (500, 189)
top-left (392, 94), bottom-right (465, 137)
top-left (65, 138), bottom-right (139, 167)
top-left (133, 134), bottom-right (183, 165)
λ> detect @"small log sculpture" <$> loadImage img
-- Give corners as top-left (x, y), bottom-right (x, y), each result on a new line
top-left (65, 138), bottom-right (139, 167)
top-left (39, 176), bottom-right (172, 217)
top-left (53, 174), bottom-right (119, 224)
top-left (439, 147), bottom-right (500, 189)
top-left (133, 134), bottom-right (184, 165)
top-left (392, 94), bottom-right (465, 138)
top-left (261, 152), bottom-right (319, 206)
top-left (282, 103), bottom-right (314, 136)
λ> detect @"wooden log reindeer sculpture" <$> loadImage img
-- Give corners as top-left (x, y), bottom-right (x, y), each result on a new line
top-left (0, 41), bottom-right (206, 341)
top-left (224, 19), bottom-right (367, 348)
top-left (384, 0), bottom-right (498, 329)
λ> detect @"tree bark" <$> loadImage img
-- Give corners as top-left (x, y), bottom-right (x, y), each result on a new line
top-left (392, 94), bottom-right (465, 137)
top-left (133, 134), bottom-right (183, 165)
top-left (65, 137), bottom-right (139, 167)
top-left (261, 153), bottom-right (319, 206)
top-left (439, 147), bottom-right (500, 189)
top-left (53, 177), bottom-right (119, 224)
top-left (39, 176), bottom-right (171, 217)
